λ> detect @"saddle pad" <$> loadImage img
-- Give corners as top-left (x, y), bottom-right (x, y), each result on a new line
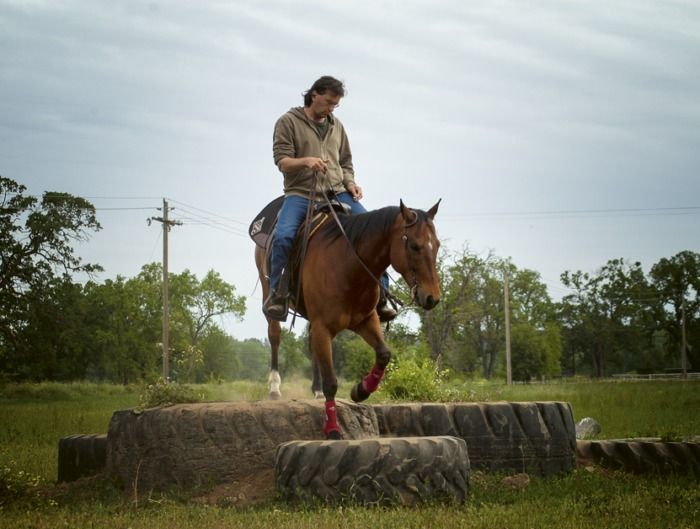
top-left (249, 195), bottom-right (285, 249)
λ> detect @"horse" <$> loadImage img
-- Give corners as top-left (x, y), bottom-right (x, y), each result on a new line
top-left (254, 200), bottom-right (441, 439)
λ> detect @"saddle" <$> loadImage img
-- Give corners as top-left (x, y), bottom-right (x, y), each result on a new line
top-left (249, 195), bottom-right (350, 318)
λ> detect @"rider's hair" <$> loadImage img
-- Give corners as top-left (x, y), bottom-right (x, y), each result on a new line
top-left (303, 76), bottom-right (345, 106)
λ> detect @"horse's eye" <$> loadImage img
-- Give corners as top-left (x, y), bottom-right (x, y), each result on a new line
top-left (409, 241), bottom-right (420, 252)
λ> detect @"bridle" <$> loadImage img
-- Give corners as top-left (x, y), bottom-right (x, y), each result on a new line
top-left (401, 209), bottom-right (421, 301)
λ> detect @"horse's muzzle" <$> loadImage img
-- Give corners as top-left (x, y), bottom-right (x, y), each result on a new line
top-left (416, 290), bottom-right (440, 310)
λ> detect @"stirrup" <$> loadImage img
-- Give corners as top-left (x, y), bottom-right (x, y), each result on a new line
top-left (263, 291), bottom-right (288, 322)
top-left (376, 297), bottom-right (397, 322)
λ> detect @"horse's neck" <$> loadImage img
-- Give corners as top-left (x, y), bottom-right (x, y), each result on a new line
top-left (351, 226), bottom-right (393, 277)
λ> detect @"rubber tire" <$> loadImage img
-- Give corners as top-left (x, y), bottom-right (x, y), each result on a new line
top-left (373, 401), bottom-right (576, 476)
top-left (577, 439), bottom-right (700, 475)
top-left (57, 433), bottom-right (107, 482)
top-left (275, 436), bottom-right (469, 505)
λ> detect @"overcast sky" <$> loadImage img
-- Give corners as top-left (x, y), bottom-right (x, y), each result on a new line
top-left (2, 0), bottom-right (698, 340)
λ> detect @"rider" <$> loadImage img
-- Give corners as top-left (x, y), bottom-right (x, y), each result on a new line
top-left (264, 75), bottom-right (396, 322)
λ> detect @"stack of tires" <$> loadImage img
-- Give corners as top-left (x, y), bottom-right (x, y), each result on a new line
top-left (58, 399), bottom-right (580, 505)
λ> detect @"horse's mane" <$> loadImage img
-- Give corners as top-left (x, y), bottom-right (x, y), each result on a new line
top-left (316, 205), bottom-right (429, 248)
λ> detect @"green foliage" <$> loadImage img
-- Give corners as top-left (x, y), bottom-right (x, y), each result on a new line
top-left (380, 357), bottom-right (446, 401)
top-left (420, 247), bottom-right (562, 380)
top-left (0, 460), bottom-right (44, 506)
top-left (1, 177), bottom-right (102, 378)
top-left (338, 336), bottom-right (374, 381)
top-left (233, 338), bottom-right (270, 380)
top-left (510, 323), bottom-right (561, 381)
top-left (278, 328), bottom-right (310, 377)
top-left (137, 379), bottom-right (202, 409)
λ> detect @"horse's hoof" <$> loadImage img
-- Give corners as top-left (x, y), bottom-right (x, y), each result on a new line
top-left (326, 430), bottom-right (342, 440)
top-left (269, 391), bottom-right (281, 400)
top-left (313, 391), bottom-right (324, 400)
top-left (350, 382), bottom-right (370, 403)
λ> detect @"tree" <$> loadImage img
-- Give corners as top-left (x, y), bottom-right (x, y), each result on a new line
top-left (278, 328), bottom-right (310, 377)
top-left (650, 251), bottom-right (700, 371)
top-left (233, 338), bottom-right (269, 380)
top-left (0, 177), bottom-right (101, 359)
top-left (6, 277), bottom-right (91, 380)
top-left (169, 269), bottom-right (246, 346)
top-left (199, 327), bottom-right (241, 381)
top-left (507, 264), bottom-right (561, 381)
top-left (420, 246), bottom-right (484, 371)
top-left (560, 259), bottom-right (651, 376)
top-left (82, 276), bottom-right (162, 383)
top-left (129, 264), bottom-right (247, 383)
top-left (419, 247), bottom-right (560, 380)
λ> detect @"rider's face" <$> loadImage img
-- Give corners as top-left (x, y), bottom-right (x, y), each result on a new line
top-left (309, 91), bottom-right (341, 120)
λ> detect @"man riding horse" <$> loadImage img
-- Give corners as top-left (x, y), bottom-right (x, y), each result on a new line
top-left (264, 75), bottom-right (396, 323)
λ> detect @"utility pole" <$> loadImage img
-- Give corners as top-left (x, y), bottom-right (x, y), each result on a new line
top-left (149, 199), bottom-right (182, 381)
top-left (681, 295), bottom-right (688, 379)
top-left (504, 268), bottom-right (512, 385)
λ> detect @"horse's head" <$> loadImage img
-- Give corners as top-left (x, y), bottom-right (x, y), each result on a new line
top-left (391, 199), bottom-right (442, 310)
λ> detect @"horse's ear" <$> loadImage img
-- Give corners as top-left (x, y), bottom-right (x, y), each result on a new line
top-left (400, 199), bottom-right (411, 221)
top-left (426, 198), bottom-right (442, 219)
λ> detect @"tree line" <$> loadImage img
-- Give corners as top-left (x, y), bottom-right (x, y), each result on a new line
top-left (1, 176), bottom-right (697, 383)
top-left (418, 247), bottom-right (698, 380)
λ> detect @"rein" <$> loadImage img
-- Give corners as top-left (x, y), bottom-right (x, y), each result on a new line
top-left (289, 177), bottom-right (320, 328)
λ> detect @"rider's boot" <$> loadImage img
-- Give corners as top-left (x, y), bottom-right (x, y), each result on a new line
top-left (263, 290), bottom-right (288, 322)
top-left (376, 291), bottom-right (397, 322)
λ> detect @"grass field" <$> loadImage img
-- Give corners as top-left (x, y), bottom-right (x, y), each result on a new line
top-left (1, 378), bottom-right (699, 529)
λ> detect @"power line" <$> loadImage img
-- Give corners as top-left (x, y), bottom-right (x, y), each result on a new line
top-left (95, 207), bottom-right (156, 211)
top-left (171, 205), bottom-right (248, 237)
top-left (167, 198), bottom-right (248, 226)
top-left (442, 206), bottom-right (700, 221)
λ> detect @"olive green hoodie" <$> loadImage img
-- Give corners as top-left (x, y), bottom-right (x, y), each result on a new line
top-left (272, 107), bottom-right (356, 198)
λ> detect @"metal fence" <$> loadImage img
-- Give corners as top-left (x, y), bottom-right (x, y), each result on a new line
top-left (610, 372), bottom-right (700, 381)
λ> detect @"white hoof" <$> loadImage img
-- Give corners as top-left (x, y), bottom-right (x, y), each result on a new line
top-left (268, 370), bottom-right (282, 400)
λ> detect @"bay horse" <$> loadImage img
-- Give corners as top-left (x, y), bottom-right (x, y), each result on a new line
top-left (254, 200), bottom-right (441, 439)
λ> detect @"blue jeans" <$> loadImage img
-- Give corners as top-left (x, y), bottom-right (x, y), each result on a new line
top-left (269, 192), bottom-right (390, 293)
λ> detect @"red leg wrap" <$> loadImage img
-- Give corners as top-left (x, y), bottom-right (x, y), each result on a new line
top-left (323, 400), bottom-right (340, 436)
top-left (361, 365), bottom-right (385, 394)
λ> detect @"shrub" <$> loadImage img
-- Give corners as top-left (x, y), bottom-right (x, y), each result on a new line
top-left (137, 379), bottom-right (202, 409)
top-left (379, 358), bottom-right (447, 401)
top-left (0, 461), bottom-right (43, 506)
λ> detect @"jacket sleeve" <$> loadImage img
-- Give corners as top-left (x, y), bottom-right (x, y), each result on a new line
top-left (338, 125), bottom-right (356, 187)
top-left (273, 115), bottom-right (296, 167)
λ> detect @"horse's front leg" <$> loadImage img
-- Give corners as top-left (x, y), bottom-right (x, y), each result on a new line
top-left (310, 323), bottom-right (341, 439)
top-left (267, 318), bottom-right (282, 399)
top-left (311, 358), bottom-right (324, 399)
top-left (350, 316), bottom-right (391, 403)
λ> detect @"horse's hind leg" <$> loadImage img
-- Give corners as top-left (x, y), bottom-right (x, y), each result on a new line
top-left (267, 318), bottom-right (282, 399)
top-left (258, 245), bottom-right (282, 400)
top-left (350, 318), bottom-right (392, 403)
top-left (310, 323), bottom-right (341, 439)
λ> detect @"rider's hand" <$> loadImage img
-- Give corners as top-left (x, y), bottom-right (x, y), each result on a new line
top-left (347, 183), bottom-right (363, 201)
top-left (304, 157), bottom-right (328, 173)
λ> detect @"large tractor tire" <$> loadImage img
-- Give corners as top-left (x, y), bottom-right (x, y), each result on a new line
top-left (374, 401), bottom-right (576, 476)
top-left (275, 436), bottom-right (469, 505)
top-left (57, 434), bottom-right (107, 482)
top-left (577, 439), bottom-right (700, 475)
top-left (106, 399), bottom-right (378, 492)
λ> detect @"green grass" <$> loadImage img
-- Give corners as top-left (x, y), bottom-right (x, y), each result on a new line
top-left (1, 378), bottom-right (699, 528)
top-left (469, 379), bottom-right (700, 439)
top-left (1, 471), bottom-right (698, 529)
